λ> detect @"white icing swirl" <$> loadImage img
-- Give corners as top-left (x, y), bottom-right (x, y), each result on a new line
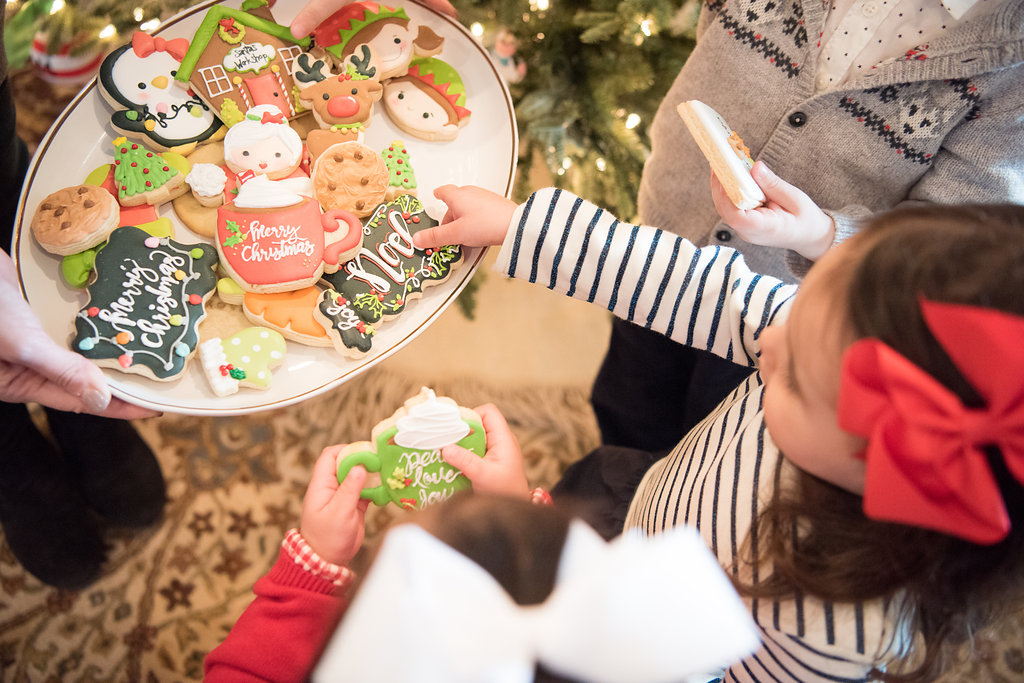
top-left (233, 174), bottom-right (306, 209)
top-left (185, 163), bottom-right (227, 198)
top-left (394, 389), bottom-right (471, 450)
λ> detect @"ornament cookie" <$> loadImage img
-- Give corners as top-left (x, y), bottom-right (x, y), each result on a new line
top-left (311, 2), bottom-right (443, 80)
top-left (381, 140), bottom-right (417, 200)
top-left (321, 194), bottom-right (464, 327)
top-left (98, 32), bottom-right (223, 151)
top-left (71, 226), bottom-right (219, 381)
top-left (677, 100), bottom-right (765, 211)
top-left (382, 57), bottom-right (470, 142)
top-left (334, 387), bottom-right (485, 511)
top-left (173, 5), bottom-right (311, 124)
top-left (112, 137), bottom-right (189, 207)
top-left (31, 185), bottom-right (119, 256)
top-left (311, 141), bottom-right (388, 217)
top-left (198, 326), bottom-right (286, 396)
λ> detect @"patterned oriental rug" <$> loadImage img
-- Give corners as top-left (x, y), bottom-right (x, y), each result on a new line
top-left (0, 368), bottom-right (601, 681)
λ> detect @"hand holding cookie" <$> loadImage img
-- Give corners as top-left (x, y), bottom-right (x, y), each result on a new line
top-left (710, 161), bottom-right (836, 261)
top-left (301, 445), bottom-right (371, 566)
top-left (0, 252), bottom-right (157, 418)
top-left (441, 403), bottom-right (529, 500)
top-left (413, 184), bottom-right (516, 250)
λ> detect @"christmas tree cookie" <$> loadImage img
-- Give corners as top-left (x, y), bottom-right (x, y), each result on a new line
top-left (381, 140), bottom-right (417, 200)
top-left (111, 137), bottom-right (189, 207)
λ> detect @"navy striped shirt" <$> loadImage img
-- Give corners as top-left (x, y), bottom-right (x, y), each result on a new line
top-left (496, 188), bottom-right (907, 682)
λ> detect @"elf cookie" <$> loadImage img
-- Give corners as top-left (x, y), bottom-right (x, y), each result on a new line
top-left (677, 100), bottom-right (765, 211)
top-left (172, 4), bottom-right (310, 124)
top-left (296, 59), bottom-right (384, 161)
top-left (31, 185), bottom-right (119, 256)
top-left (381, 140), bottom-right (417, 200)
top-left (311, 141), bottom-right (388, 217)
top-left (321, 194), bottom-right (464, 329)
top-left (98, 32), bottom-right (223, 152)
top-left (310, 2), bottom-right (443, 80)
top-left (71, 226), bottom-right (219, 381)
top-left (198, 326), bottom-right (286, 396)
top-left (382, 57), bottom-right (470, 142)
top-left (112, 137), bottom-right (189, 207)
top-left (334, 387), bottom-right (485, 511)
top-left (218, 277), bottom-right (333, 347)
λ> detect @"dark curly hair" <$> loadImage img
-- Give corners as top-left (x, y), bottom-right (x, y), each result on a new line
top-left (741, 204), bottom-right (1024, 681)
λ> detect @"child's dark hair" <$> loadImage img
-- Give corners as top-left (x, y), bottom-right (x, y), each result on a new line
top-left (744, 204), bottom-right (1024, 681)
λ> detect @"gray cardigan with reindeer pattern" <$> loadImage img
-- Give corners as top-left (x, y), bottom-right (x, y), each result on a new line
top-left (640, 0), bottom-right (1024, 281)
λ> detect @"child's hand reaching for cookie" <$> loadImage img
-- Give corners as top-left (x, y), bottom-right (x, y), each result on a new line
top-left (300, 446), bottom-right (372, 566)
top-left (441, 403), bottom-right (530, 500)
top-left (413, 185), bottom-right (517, 250)
top-left (711, 161), bottom-right (836, 261)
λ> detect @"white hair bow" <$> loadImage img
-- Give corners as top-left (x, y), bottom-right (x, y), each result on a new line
top-left (312, 520), bottom-right (759, 683)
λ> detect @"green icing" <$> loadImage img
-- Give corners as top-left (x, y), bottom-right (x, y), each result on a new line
top-left (409, 57), bottom-right (467, 107)
top-left (381, 142), bottom-right (416, 190)
top-left (113, 141), bottom-right (177, 200)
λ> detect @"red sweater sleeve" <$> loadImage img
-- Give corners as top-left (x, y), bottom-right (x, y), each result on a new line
top-left (204, 547), bottom-right (349, 683)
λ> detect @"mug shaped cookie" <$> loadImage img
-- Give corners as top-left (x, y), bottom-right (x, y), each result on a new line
top-left (335, 388), bottom-right (485, 511)
top-left (216, 197), bottom-right (362, 293)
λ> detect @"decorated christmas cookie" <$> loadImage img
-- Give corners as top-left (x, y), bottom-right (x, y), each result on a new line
top-left (310, 2), bottom-right (443, 80)
top-left (31, 185), bottom-right (119, 256)
top-left (216, 193), bottom-right (362, 293)
top-left (381, 140), bottom-right (416, 200)
top-left (112, 137), bottom-right (189, 207)
top-left (319, 194), bottom-right (464, 349)
top-left (295, 58), bottom-right (384, 161)
top-left (217, 277), bottom-right (333, 347)
top-left (71, 226), bottom-right (219, 381)
top-left (334, 387), bottom-right (485, 511)
top-left (382, 57), bottom-right (470, 142)
top-left (311, 141), bottom-right (389, 217)
top-left (98, 32), bottom-right (223, 152)
top-left (314, 288), bottom-right (376, 357)
top-left (198, 326), bottom-right (286, 396)
top-left (173, 5), bottom-right (311, 124)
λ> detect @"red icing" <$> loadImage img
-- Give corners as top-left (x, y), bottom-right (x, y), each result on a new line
top-left (97, 166), bottom-right (159, 226)
top-left (189, 294), bottom-right (203, 305)
top-left (118, 354), bottom-right (133, 368)
top-left (217, 198), bottom-right (328, 287)
top-left (87, 306), bottom-right (100, 317)
top-left (245, 73), bottom-right (288, 108)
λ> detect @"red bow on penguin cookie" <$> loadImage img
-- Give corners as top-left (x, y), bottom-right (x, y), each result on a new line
top-left (131, 33), bottom-right (189, 61)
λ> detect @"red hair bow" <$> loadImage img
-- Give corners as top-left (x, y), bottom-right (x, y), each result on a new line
top-left (260, 111), bottom-right (285, 124)
top-left (131, 33), bottom-right (189, 62)
top-left (838, 299), bottom-right (1024, 544)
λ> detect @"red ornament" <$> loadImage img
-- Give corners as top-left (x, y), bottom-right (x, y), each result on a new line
top-left (87, 306), bottom-right (100, 317)
top-left (188, 294), bottom-right (202, 305)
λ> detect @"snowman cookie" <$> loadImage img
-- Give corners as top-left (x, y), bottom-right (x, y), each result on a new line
top-left (198, 326), bottom-right (287, 396)
top-left (98, 32), bottom-right (223, 151)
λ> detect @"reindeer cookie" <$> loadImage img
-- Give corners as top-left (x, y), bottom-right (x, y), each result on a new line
top-left (310, 2), bottom-right (443, 80)
top-left (295, 54), bottom-right (383, 161)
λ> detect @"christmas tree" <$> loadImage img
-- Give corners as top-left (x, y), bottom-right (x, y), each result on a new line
top-left (458, 0), bottom-right (697, 219)
top-left (112, 136), bottom-right (177, 202)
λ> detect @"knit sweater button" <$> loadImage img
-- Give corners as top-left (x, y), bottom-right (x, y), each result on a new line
top-left (715, 229), bottom-right (732, 242)
top-left (788, 111), bottom-right (808, 127)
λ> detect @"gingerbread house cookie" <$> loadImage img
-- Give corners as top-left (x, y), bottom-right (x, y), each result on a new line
top-left (173, 5), bottom-right (311, 126)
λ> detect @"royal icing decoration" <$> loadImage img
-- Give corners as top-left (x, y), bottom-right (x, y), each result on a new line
top-left (72, 226), bottom-right (218, 380)
top-left (98, 32), bottom-right (222, 150)
top-left (112, 137), bottom-right (186, 206)
top-left (381, 140), bottom-right (416, 197)
top-left (198, 326), bottom-right (286, 396)
top-left (185, 163), bottom-right (228, 198)
top-left (334, 387), bottom-right (485, 511)
top-left (321, 194), bottom-right (462, 326)
top-left (173, 5), bottom-right (310, 124)
top-left (382, 57), bottom-right (470, 142)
